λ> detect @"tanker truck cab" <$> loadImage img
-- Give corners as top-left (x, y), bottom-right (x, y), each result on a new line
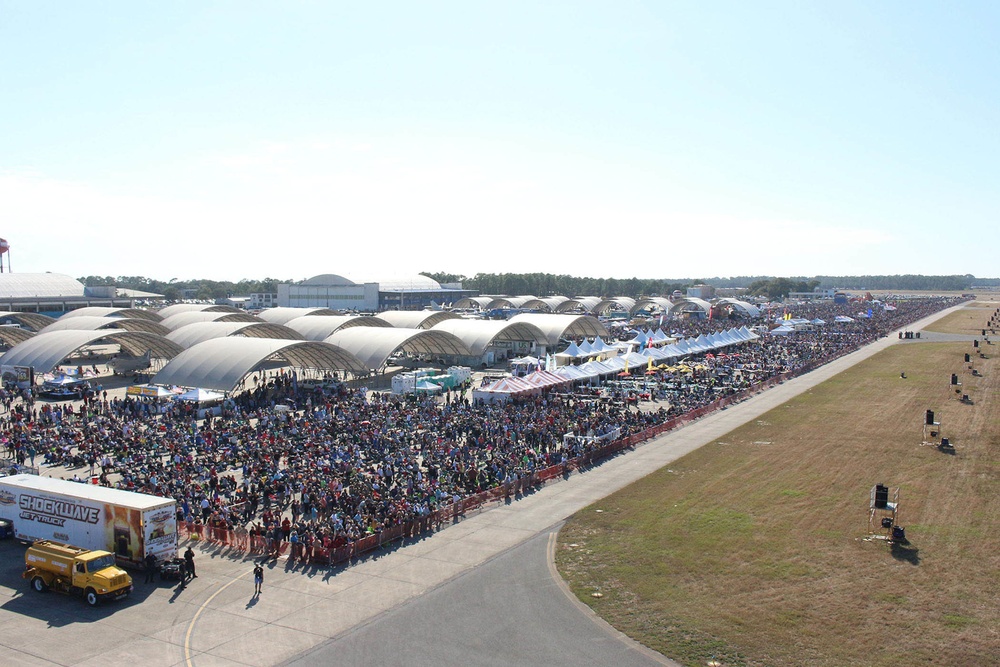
top-left (24, 540), bottom-right (133, 607)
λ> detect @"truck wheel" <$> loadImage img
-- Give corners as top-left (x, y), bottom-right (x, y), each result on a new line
top-left (85, 588), bottom-right (99, 607)
top-left (31, 576), bottom-right (47, 592)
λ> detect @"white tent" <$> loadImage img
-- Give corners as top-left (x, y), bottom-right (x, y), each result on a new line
top-left (555, 341), bottom-right (581, 359)
top-left (176, 388), bottom-right (225, 403)
top-left (414, 380), bottom-right (443, 394)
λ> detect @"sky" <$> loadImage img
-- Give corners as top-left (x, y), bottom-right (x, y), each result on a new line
top-left (1, 2), bottom-right (998, 283)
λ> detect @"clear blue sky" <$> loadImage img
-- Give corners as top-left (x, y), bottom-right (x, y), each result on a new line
top-left (2, 2), bottom-right (997, 282)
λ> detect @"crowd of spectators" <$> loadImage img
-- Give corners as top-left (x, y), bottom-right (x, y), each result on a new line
top-left (0, 295), bottom-right (967, 559)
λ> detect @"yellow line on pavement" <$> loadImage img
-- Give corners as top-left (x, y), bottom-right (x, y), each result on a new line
top-left (185, 571), bottom-right (251, 667)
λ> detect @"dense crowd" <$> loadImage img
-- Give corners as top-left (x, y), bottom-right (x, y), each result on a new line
top-left (0, 295), bottom-right (967, 557)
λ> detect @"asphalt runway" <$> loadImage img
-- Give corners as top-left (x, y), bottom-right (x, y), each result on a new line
top-left (286, 529), bottom-right (675, 667)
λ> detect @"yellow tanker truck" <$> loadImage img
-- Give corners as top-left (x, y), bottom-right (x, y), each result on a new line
top-left (23, 540), bottom-right (133, 606)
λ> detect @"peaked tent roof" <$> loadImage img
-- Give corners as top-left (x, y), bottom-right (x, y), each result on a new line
top-left (480, 376), bottom-right (535, 394)
top-left (555, 341), bottom-right (581, 358)
top-left (176, 387), bottom-right (226, 402)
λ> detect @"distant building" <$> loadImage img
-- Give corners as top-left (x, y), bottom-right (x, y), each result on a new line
top-left (249, 293), bottom-right (278, 310)
top-left (277, 274), bottom-right (477, 312)
top-left (216, 296), bottom-right (251, 309)
top-left (687, 284), bottom-right (715, 299)
top-left (788, 288), bottom-right (837, 301)
top-left (0, 273), bottom-right (143, 316)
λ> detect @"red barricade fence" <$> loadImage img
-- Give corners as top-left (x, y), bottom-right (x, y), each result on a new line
top-left (176, 351), bottom-right (865, 565)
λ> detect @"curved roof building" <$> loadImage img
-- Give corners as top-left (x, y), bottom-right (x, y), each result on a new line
top-left (0, 330), bottom-right (183, 374)
top-left (166, 321), bottom-right (303, 348)
top-left (152, 338), bottom-right (368, 392)
top-left (375, 310), bottom-right (460, 329)
top-left (160, 311), bottom-right (261, 331)
top-left (325, 327), bottom-right (472, 370)
top-left (284, 315), bottom-right (391, 341)
top-left (431, 319), bottom-right (549, 357)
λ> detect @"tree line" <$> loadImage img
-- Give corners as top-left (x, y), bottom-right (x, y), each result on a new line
top-left (80, 272), bottom-right (990, 302)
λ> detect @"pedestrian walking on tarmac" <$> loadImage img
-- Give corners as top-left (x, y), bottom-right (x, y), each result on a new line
top-left (253, 563), bottom-right (264, 596)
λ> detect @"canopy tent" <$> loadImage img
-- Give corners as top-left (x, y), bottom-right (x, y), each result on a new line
top-left (413, 380), bottom-right (443, 394)
top-left (551, 364), bottom-right (591, 382)
top-left (555, 341), bottom-right (581, 360)
top-left (126, 384), bottom-right (176, 399)
top-left (521, 369), bottom-right (570, 389)
top-left (176, 388), bottom-right (225, 403)
top-left (472, 375), bottom-right (537, 403)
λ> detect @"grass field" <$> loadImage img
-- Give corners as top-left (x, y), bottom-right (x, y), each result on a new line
top-left (924, 295), bottom-right (1000, 334)
top-left (556, 302), bottom-right (1000, 667)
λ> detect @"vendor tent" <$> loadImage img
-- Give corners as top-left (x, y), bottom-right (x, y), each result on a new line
top-left (176, 388), bottom-right (225, 403)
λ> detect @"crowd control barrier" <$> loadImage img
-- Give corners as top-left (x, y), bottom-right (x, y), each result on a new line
top-left (176, 317), bottom-right (943, 566)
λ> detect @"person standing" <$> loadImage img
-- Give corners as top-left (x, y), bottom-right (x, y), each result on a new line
top-left (184, 546), bottom-right (196, 580)
top-left (144, 553), bottom-right (158, 584)
top-left (253, 563), bottom-right (263, 596)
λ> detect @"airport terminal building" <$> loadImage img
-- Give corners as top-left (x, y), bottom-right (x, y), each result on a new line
top-left (277, 274), bottom-right (477, 312)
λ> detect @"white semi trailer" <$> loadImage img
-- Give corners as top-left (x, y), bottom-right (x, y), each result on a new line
top-left (0, 475), bottom-right (177, 566)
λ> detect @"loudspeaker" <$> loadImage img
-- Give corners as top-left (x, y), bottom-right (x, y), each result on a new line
top-left (925, 409), bottom-right (935, 425)
top-left (951, 374), bottom-right (959, 385)
top-left (874, 484), bottom-right (889, 509)
top-left (974, 340), bottom-right (979, 348)
top-left (965, 353), bottom-right (971, 362)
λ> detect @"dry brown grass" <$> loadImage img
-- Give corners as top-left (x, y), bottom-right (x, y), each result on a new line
top-left (925, 295), bottom-right (1000, 334)
top-left (557, 306), bottom-right (1000, 667)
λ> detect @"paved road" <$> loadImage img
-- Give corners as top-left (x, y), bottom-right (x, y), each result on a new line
top-left (0, 305), bottom-right (969, 667)
top-left (287, 529), bottom-right (675, 667)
